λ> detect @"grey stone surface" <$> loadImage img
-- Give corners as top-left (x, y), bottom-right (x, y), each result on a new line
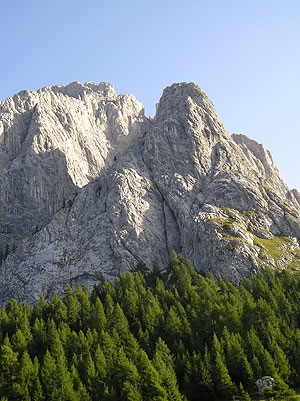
top-left (1, 81), bottom-right (300, 305)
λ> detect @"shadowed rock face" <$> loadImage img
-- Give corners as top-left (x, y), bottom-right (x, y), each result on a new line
top-left (1, 81), bottom-right (300, 305)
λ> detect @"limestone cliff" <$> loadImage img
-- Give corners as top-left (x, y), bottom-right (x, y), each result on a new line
top-left (1, 81), bottom-right (300, 305)
top-left (0, 81), bottom-right (146, 240)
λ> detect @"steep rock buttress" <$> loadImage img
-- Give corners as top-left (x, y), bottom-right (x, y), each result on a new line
top-left (1, 82), bottom-right (300, 305)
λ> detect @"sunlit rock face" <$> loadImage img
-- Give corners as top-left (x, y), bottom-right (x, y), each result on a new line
top-left (1, 81), bottom-right (300, 305)
top-left (0, 81), bottom-right (146, 239)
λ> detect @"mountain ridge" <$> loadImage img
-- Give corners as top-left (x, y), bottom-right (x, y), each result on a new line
top-left (1, 81), bottom-right (300, 305)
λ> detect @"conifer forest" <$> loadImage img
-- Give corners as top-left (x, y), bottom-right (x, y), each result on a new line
top-left (1, 253), bottom-right (300, 400)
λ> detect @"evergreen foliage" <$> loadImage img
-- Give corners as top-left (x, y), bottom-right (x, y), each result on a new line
top-left (0, 253), bottom-right (300, 400)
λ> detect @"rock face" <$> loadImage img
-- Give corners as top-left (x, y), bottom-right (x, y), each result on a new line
top-left (0, 81), bottom-right (146, 240)
top-left (1, 81), bottom-right (300, 305)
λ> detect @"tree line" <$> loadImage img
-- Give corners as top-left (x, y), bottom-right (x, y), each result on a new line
top-left (1, 253), bottom-right (300, 400)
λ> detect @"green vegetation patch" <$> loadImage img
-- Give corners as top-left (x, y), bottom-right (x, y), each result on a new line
top-left (219, 237), bottom-right (247, 252)
top-left (287, 247), bottom-right (300, 271)
top-left (210, 208), bottom-right (262, 231)
top-left (254, 235), bottom-right (299, 268)
top-left (208, 216), bottom-right (236, 229)
top-left (208, 211), bottom-right (250, 238)
top-left (239, 209), bottom-right (263, 219)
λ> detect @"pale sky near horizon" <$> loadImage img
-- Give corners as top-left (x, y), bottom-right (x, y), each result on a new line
top-left (1, 1), bottom-right (300, 190)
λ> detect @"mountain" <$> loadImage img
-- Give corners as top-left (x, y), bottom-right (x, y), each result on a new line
top-left (1, 81), bottom-right (300, 305)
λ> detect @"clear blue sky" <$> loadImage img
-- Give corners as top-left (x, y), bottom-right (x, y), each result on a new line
top-left (1, 0), bottom-right (300, 189)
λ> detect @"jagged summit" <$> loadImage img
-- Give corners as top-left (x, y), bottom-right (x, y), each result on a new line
top-left (1, 81), bottom-right (300, 305)
top-left (11, 81), bottom-right (118, 101)
top-left (155, 82), bottom-right (209, 113)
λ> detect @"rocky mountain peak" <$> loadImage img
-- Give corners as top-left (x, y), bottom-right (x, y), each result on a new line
top-left (48, 81), bottom-right (117, 100)
top-left (155, 82), bottom-right (208, 113)
top-left (155, 82), bottom-right (228, 137)
top-left (1, 81), bottom-right (300, 305)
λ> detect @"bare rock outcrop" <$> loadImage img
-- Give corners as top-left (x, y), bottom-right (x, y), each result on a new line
top-left (1, 81), bottom-right (300, 305)
top-left (0, 81), bottom-right (146, 241)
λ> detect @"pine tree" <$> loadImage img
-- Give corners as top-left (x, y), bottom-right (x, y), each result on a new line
top-left (40, 350), bottom-right (59, 400)
top-left (259, 348), bottom-right (277, 377)
top-left (110, 303), bottom-right (131, 342)
top-left (46, 319), bottom-right (65, 361)
top-left (166, 252), bottom-right (194, 297)
top-left (32, 295), bottom-right (48, 320)
top-left (197, 345), bottom-right (216, 401)
top-left (153, 338), bottom-right (183, 401)
top-left (99, 330), bottom-right (118, 370)
top-left (31, 317), bottom-right (47, 358)
top-left (251, 355), bottom-right (262, 381)
top-left (211, 333), bottom-right (237, 399)
top-left (164, 304), bottom-right (191, 348)
top-left (214, 352), bottom-right (237, 399)
top-left (272, 344), bottom-right (291, 382)
top-left (138, 289), bottom-right (163, 345)
top-left (0, 337), bottom-right (19, 399)
top-left (135, 349), bottom-right (167, 401)
top-left (237, 382), bottom-right (252, 401)
top-left (93, 345), bottom-right (108, 399)
top-left (70, 364), bottom-right (91, 401)
top-left (289, 328), bottom-right (300, 384)
top-left (89, 297), bottom-right (107, 332)
top-left (49, 293), bottom-right (68, 324)
top-left (41, 349), bottom-right (78, 401)
top-left (74, 285), bottom-right (92, 331)
top-left (6, 299), bottom-right (25, 335)
top-left (112, 347), bottom-right (141, 398)
top-left (64, 285), bottom-right (81, 330)
top-left (11, 328), bottom-right (28, 354)
top-left (103, 293), bottom-right (115, 319)
top-left (32, 357), bottom-right (45, 401)
top-left (222, 327), bottom-right (253, 387)
top-left (79, 351), bottom-right (96, 395)
top-left (16, 351), bottom-right (42, 400)
top-left (121, 381), bottom-right (143, 401)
